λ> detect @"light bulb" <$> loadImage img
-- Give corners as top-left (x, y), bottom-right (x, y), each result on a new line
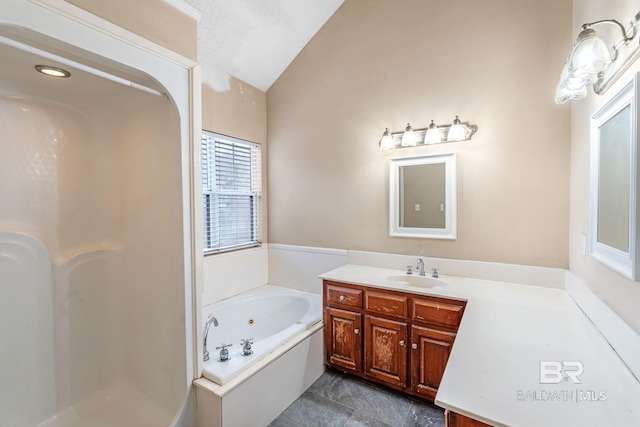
top-left (401, 123), bottom-right (417, 147)
top-left (379, 128), bottom-right (395, 150)
top-left (425, 120), bottom-right (442, 144)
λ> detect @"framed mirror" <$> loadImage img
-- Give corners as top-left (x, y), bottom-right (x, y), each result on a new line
top-left (389, 153), bottom-right (456, 239)
top-left (590, 73), bottom-right (640, 280)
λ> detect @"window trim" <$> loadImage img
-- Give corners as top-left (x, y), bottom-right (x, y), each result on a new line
top-left (202, 130), bottom-right (262, 256)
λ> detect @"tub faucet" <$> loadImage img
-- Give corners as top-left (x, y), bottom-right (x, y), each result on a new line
top-left (416, 258), bottom-right (426, 276)
top-left (203, 315), bottom-right (219, 362)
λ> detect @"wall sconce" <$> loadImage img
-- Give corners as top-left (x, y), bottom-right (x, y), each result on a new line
top-left (379, 116), bottom-right (477, 150)
top-left (556, 12), bottom-right (640, 103)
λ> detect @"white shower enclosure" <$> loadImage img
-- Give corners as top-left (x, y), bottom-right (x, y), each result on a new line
top-left (0, 1), bottom-right (200, 426)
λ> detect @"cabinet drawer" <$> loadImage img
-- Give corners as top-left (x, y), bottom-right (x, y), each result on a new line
top-left (411, 298), bottom-right (464, 328)
top-left (364, 291), bottom-right (408, 318)
top-left (326, 283), bottom-right (363, 308)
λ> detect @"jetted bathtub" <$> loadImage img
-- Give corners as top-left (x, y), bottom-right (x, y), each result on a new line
top-left (201, 285), bottom-right (322, 385)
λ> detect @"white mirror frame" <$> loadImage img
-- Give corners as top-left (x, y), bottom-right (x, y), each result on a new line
top-left (590, 73), bottom-right (640, 280)
top-left (389, 153), bottom-right (457, 239)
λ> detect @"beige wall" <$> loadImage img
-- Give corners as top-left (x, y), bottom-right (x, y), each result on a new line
top-left (202, 78), bottom-right (267, 145)
top-left (267, 0), bottom-right (572, 268)
top-left (571, 0), bottom-right (640, 331)
top-left (64, 0), bottom-right (197, 60)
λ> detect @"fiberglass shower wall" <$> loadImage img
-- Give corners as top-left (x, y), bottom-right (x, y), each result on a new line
top-left (0, 41), bottom-right (186, 426)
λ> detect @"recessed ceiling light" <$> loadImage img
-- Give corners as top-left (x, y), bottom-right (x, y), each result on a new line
top-left (35, 65), bottom-right (71, 78)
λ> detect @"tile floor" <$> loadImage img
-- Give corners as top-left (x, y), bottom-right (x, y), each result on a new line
top-left (269, 369), bottom-right (445, 427)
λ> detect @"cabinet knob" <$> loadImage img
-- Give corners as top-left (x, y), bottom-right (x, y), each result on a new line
top-left (399, 340), bottom-right (405, 347)
top-left (339, 295), bottom-right (345, 301)
top-left (354, 328), bottom-right (359, 335)
top-left (412, 343), bottom-right (418, 350)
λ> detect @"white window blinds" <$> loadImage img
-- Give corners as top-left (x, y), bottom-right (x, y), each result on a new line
top-left (202, 131), bottom-right (262, 254)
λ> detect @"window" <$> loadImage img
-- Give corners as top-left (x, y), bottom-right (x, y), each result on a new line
top-left (202, 131), bottom-right (262, 254)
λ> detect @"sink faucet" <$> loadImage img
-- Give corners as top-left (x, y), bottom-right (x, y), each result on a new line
top-left (203, 315), bottom-right (219, 362)
top-left (431, 267), bottom-right (439, 278)
top-left (416, 258), bottom-right (426, 276)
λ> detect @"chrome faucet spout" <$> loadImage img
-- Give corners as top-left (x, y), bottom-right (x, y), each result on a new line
top-left (203, 316), bottom-right (219, 362)
top-left (416, 258), bottom-right (426, 276)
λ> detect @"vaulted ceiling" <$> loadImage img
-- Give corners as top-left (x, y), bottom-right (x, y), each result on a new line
top-left (183, 0), bottom-right (345, 92)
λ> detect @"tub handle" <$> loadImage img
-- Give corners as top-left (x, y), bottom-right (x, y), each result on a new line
top-left (339, 295), bottom-right (345, 301)
top-left (354, 328), bottom-right (359, 335)
top-left (215, 343), bottom-right (233, 362)
top-left (241, 338), bottom-right (254, 356)
top-left (399, 340), bottom-right (405, 347)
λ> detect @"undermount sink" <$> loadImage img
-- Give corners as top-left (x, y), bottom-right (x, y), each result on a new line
top-left (386, 275), bottom-right (448, 288)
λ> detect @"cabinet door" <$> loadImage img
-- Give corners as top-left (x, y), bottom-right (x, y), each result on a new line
top-left (325, 307), bottom-right (362, 372)
top-left (411, 325), bottom-right (456, 399)
top-left (364, 315), bottom-right (408, 387)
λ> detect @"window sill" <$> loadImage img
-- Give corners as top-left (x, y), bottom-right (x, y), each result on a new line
top-left (204, 243), bottom-right (262, 257)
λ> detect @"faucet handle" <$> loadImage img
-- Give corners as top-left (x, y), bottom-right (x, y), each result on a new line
top-left (216, 343), bottom-right (232, 362)
top-left (406, 265), bottom-right (413, 275)
top-left (215, 343), bottom-right (233, 350)
top-left (431, 267), bottom-right (439, 278)
top-left (241, 338), bottom-right (254, 356)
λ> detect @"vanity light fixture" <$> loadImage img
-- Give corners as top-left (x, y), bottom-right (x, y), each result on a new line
top-left (555, 12), bottom-right (640, 103)
top-left (35, 65), bottom-right (71, 78)
top-left (379, 116), bottom-right (477, 150)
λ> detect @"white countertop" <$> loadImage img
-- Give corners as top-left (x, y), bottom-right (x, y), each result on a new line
top-left (320, 264), bottom-right (640, 427)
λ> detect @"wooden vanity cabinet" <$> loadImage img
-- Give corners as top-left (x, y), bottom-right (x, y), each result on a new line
top-left (323, 280), bottom-right (466, 401)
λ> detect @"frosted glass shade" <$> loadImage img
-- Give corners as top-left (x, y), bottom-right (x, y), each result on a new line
top-left (570, 29), bottom-right (611, 77)
top-left (401, 123), bottom-right (417, 146)
top-left (447, 116), bottom-right (466, 142)
top-left (555, 28), bottom-right (612, 104)
top-left (379, 128), bottom-right (395, 150)
top-left (555, 59), bottom-right (589, 104)
top-left (425, 120), bottom-right (442, 144)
